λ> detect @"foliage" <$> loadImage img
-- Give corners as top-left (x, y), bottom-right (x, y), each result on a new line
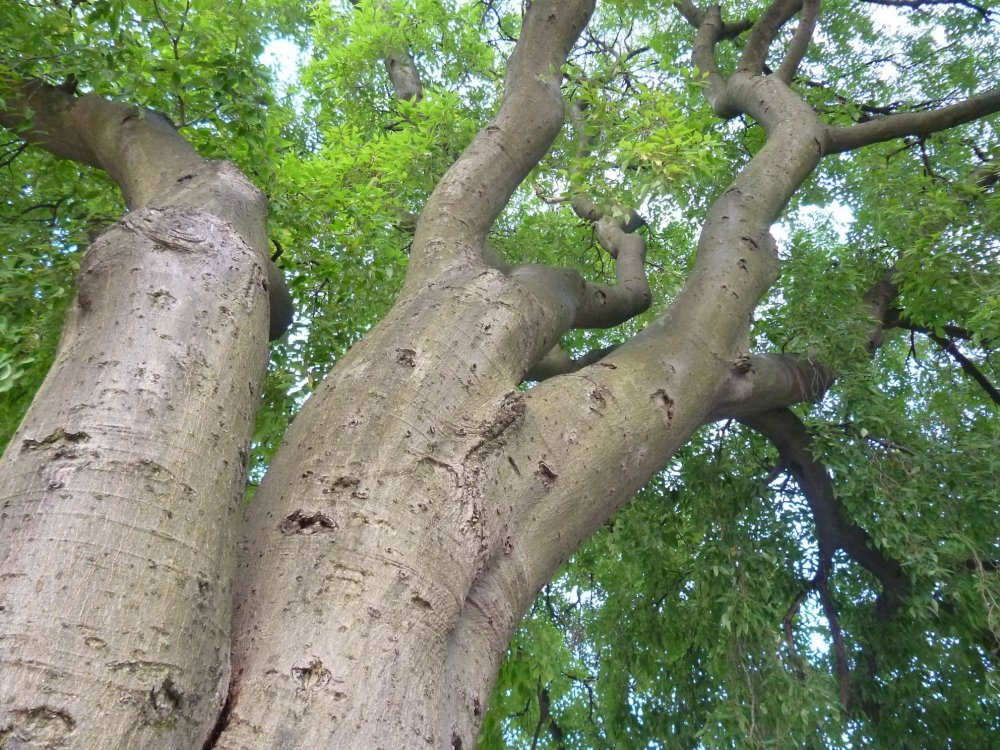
top-left (2, 0), bottom-right (998, 747)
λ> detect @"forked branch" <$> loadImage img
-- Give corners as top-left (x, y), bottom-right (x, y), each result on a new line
top-left (739, 0), bottom-right (804, 75)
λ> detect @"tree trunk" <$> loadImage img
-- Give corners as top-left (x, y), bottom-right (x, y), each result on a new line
top-left (0, 84), bottom-right (278, 749)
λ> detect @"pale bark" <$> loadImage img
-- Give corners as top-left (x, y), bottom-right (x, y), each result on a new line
top-left (0, 81), bottom-right (279, 748)
top-left (2, 1), bottom-right (998, 748)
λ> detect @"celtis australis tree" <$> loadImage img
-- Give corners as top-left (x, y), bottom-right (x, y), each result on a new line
top-left (1, 0), bottom-right (998, 748)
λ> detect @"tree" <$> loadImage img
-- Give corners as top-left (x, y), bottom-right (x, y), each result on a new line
top-left (1, 0), bottom-right (997, 747)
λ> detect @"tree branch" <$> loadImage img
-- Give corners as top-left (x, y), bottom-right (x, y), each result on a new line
top-left (406, 0), bottom-right (596, 287)
top-left (927, 333), bottom-right (1000, 405)
top-left (682, 4), bottom-right (734, 117)
top-left (738, 0), bottom-right (803, 76)
top-left (741, 409), bottom-right (910, 617)
top-left (561, 100), bottom-right (652, 328)
top-left (352, 0), bottom-right (424, 102)
top-left (674, 1), bottom-right (754, 39)
top-left (0, 75), bottom-right (293, 339)
top-left (712, 267), bottom-right (898, 418)
top-left (524, 344), bottom-right (616, 382)
top-left (776, 0), bottom-right (820, 84)
top-left (0, 76), bottom-right (201, 209)
top-left (824, 87), bottom-right (1000, 154)
top-left (861, 0), bottom-right (994, 19)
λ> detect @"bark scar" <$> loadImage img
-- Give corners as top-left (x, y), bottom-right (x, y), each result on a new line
top-left (21, 429), bottom-right (91, 455)
top-left (279, 510), bottom-right (338, 535)
top-left (652, 389), bottom-right (675, 421)
top-left (292, 657), bottom-right (332, 692)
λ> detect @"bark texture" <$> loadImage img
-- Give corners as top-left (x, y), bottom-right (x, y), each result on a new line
top-left (2, 2), bottom-right (999, 749)
top-left (0, 82), bottom-right (279, 748)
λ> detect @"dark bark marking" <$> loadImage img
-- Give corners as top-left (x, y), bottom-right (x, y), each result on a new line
top-left (536, 460), bottom-right (559, 488)
top-left (20, 428), bottom-right (91, 453)
top-left (328, 475), bottom-right (360, 492)
top-left (291, 657), bottom-right (332, 691)
top-left (588, 384), bottom-right (610, 412)
top-left (411, 594), bottom-right (433, 610)
top-left (508, 456), bottom-right (521, 476)
top-left (279, 510), bottom-right (338, 535)
top-left (149, 677), bottom-right (183, 719)
top-left (149, 288), bottom-right (177, 306)
top-left (395, 348), bottom-right (417, 367)
top-left (452, 732), bottom-right (464, 749)
top-left (201, 682), bottom-right (235, 750)
top-left (470, 392), bottom-right (526, 459)
top-left (4, 707), bottom-right (76, 744)
top-left (652, 389), bottom-right (675, 420)
top-left (482, 392), bottom-right (526, 440)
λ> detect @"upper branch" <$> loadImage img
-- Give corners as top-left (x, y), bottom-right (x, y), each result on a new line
top-left (384, 48), bottom-right (423, 103)
top-left (0, 75), bottom-right (293, 339)
top-left (738, 0), bottom-right (803, 76)
top-left (681, 4), bottom-right (735, 117)
top-left (824, 87), bottom-right (1000, 154)
top-left (861, 0), bottom-right (994, 19)
top-left (675, 1), bottom-right (754, 39)
top-left (0, 76), bottom-right (203, 209)
top-left (351, 0), bottom-right (424, 102)
top-left (406, 0), bottom-right (596, 286)
top-left (776, 0), bottom-right (820, 84)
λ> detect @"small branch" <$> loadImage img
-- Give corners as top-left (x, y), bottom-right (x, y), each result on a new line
top-left (928, 333), bottom-right (1000, 405)
top-left (887, 312), bottom-right (990, 348)
top-left (971, 156), bottom-right (998, 189)
top-left (824, 87), bottom-right (1000, 154)
top-left (525, 344), bottom-right (617, 382)
top-left (776, 0), bottom-right (820, 84)
top-left (559, 100), bottom-right (651, 329)
top-left (781, 587), bottom-right (810, 678)
top-left (860, 0), bottom-right (994, 19)
top-left (886, 313), bottom-right (999, 403)
top-left (815, 572), bottom-right (852, 710)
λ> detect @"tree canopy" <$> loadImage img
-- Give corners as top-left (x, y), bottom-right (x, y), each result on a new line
top-left (1, 1), bottom-right (998, 748)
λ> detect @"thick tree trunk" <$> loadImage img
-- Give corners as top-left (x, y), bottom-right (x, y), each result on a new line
top-left (0, 84), bottom-right (278, 749)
